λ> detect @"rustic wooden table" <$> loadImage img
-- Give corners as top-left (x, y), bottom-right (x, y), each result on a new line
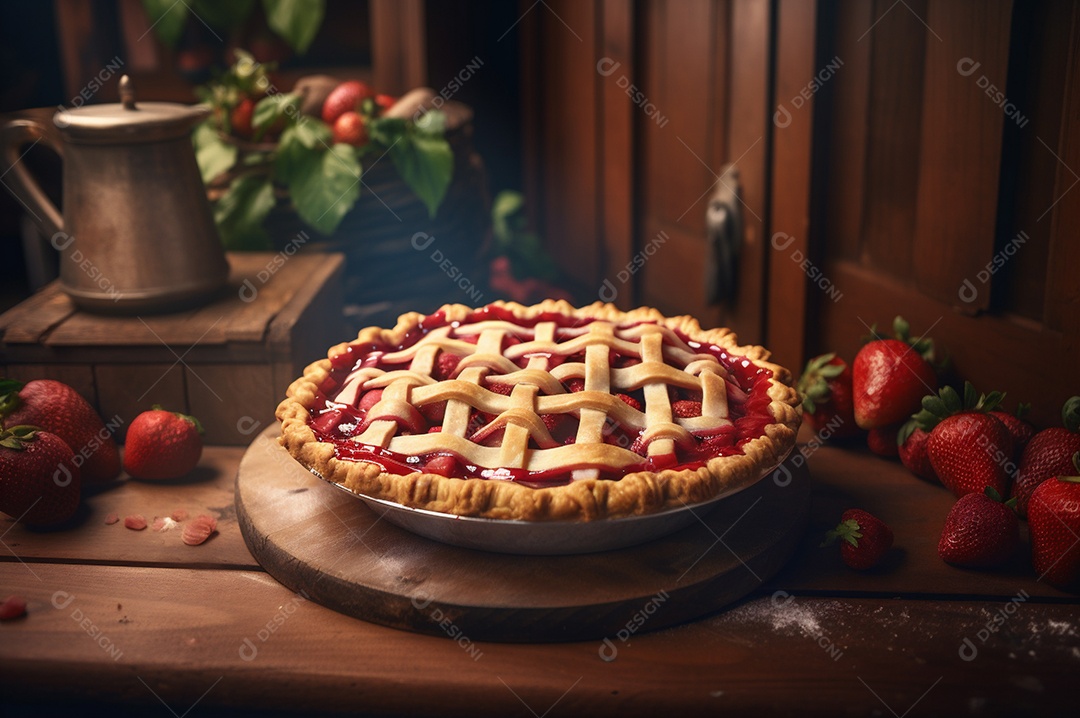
top-left (1, 437), bottom-right (1075, 717)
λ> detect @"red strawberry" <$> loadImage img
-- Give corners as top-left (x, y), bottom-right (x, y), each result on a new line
top-left (671, 399), bottom-right (700, 418)
top-left (0, 425), bottom-right (81, 527)
top-left (332, 111), bottom-right (368, 147)
top-left (322, 80), bottom-right (374, 125)
top-left (1027, 454), bottom-right (1080, 589)
top-left (419, 400), bottom-right (447, 424)
top-left (564, 378), bottom-right (585, 393)
top-left (938, 487), bottom-right (1019, 567)
top-left (991, 404), bottom-right (1036, 456)
top-left (867, 425), bottom-right (900, 458)
top-left (484, 379), bottom-right (514, 396)
top-left (852, 317), bottom-right (938, 430)
top-left (918, 383), bottom-right (1013, 498)
top-left (423, 455), bottom-right (459, 477)
top-left (797, 353), bottom-right (860, 438)
top-left (618, 394), bottom-right (643, 412)
top-left (0, 379), bottom-right (120, 483)
top-left (1011, 396), bottom-right (1080, 518)
top-left (543, 413), bottom-right (576, 442)
top-left (374, 93), bottom-right (396, 112)
top-left (357, 389), bottom-right (384, 414)
top-left (0, 594), bottom-right (27, 620)
top-left (897, 421), bottom-right (938, 482)
top-left (230, 97), bottom-right (255, 139)
top-left (822, 509), bottom-right (893, 570)
top-left (123, 406), bottom-right (203, 481)
top-left (434, 352), bottom-right (462, 380)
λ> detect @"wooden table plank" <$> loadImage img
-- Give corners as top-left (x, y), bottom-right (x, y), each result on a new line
top-left (0, 446), bottom-right (257, 569)
top-left (41, 254), bottom-right (330, 348)
top-left (0, 563), bottom-right (1073, 716)
top-left (0, 282), bottom-right (76, 345)
top-left (766, 443), bottom-right (1069, 600)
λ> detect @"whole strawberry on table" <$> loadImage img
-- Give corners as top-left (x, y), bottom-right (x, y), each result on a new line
top-left (851, 317), bottom-right (939, 459)
top-left (0, 378), bottom-right (120, 483)
top-left (1028, 452), bottom-right (1080, 590)
top-left (911, 382), bottom-right (1013, 499)
top-left (123, 406), bottom-right (205, 481)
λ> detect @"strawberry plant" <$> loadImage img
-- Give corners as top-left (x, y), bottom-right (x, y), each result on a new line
top-left (193, 51), bottom-right (453, 249)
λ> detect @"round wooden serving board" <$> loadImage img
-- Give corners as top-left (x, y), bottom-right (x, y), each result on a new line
top-left (236, 426), bottom-right (810, 642)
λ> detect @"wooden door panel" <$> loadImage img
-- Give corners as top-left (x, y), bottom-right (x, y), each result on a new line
top-left (912, 0), bottom-right (1013, 310)
top-left (784, 0), bottom-right (1080, 429)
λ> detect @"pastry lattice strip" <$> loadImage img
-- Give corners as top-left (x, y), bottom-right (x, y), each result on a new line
top-left (337, 318), bottom-right (738, 477)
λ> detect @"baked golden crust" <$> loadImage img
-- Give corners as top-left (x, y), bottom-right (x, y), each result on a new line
top-left (277, 300), bottom-right (800, 521)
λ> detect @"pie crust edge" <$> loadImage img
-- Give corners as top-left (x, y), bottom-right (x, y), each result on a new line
top-left (276, 299), bottom-right (801, 521)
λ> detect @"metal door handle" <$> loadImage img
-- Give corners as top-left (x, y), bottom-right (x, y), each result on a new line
top-left (705, 163), bottom-right (742, 304)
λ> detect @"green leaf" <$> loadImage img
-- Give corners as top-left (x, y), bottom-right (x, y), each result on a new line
top-left (141, 0), bottom-right (189, 48)
top-left (193, 123), bottom-right (238, 185)
top-left (984, 486), bottom-right (1003, 503)
top-left (286, 143), bottom-right (362, 235)
top-left (213, 174), bottom-right (276, 250)
top-left (802, 396), bottom-right (817, 414)
top-left (262, 0), bottom-right (325, 54)
top-left (897, 419), bottom-right (918, 447)
top-left (253, 92), bottom-right (301, 136)
top-left (923, 395), bottom-right (948, 418)
top-left (963, 381), bottom-right (977, 410)
top-left (291, 118), bottom-right (333, 149)
top-left (414, 109), bottom-right (447, 136)
top-left (391, 134), bottom-right (453, 218)
top-left (367, 117), bottom-right (408, 148)
top-left (893, 316), bottom-right (910, 342)
top-left (940, 386), bottom-right (961, 414)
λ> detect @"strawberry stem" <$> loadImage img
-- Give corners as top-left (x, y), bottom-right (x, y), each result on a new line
top-left (151, 404), bottom-right (205, 435)
top-left (821, 518), bottom-right (863, 548)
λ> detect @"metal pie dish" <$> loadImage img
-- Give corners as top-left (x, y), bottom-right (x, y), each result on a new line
top-left (312, 445), bottom-right (794, 555)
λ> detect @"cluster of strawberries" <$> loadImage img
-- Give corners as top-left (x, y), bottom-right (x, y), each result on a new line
top-left (802, 318), bottom-right (1080, 590)
top-left (0, 379), bottom-right (204, 527)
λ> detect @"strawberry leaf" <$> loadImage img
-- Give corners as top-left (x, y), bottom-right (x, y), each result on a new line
top-left (1016, 402), bottom-right (1031, 420)
top-left (893, 316), bottom-right (910, 342)
top-left (0, 424), bottom-right (41, 450)
top-left (821, 518), bottom-right (863, 548)
top-left (923, 394), bottom-right (949, 418)
top-left (940, 386), bottom-right (962, 414)
top-left (897, 418), bottom-right (918, 447)
top-left (802, 396), bottom-right (817, 414)
top-left (963, 382), bottom-right (978, 410)
top-left (1062, 396), bottom-right (1080, 434)
top-left (984, 486), bottom-right (1003, 503)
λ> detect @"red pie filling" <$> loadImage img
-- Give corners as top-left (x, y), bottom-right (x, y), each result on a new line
top-left (308, 305), bottom-right (776, 487)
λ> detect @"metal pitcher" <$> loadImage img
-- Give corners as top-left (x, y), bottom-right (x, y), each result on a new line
top-left (0, 75), bottom-right (229, 313)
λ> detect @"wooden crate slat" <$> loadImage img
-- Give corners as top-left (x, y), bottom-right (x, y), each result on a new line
top-left (94, 363), bottom-right (187, 442)
top-left (187, 363), bottom-right (277, 446)
top-left (0, 282), bottom-right (77, 346)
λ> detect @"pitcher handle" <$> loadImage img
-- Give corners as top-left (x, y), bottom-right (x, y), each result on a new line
top-left (1, 118), bottom-right (64, 238)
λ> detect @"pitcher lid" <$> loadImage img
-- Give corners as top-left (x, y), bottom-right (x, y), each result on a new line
top-left (54, 75), bottom-right (209, 143)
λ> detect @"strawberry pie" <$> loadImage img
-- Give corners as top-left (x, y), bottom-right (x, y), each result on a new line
top-left (277, 301), bottom-right (801, 521)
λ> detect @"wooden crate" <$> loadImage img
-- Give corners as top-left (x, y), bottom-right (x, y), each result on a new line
top-left (0, 252), bottom-right (345, 445)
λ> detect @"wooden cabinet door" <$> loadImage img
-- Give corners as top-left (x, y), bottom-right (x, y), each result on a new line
top-left (770, 0), bottom-right (1080, 427)
top-left (523, 0), bottom-right (773, 344)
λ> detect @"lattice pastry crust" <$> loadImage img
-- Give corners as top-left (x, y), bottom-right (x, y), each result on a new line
top-left (277, 300), bottom-right (801, 521)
